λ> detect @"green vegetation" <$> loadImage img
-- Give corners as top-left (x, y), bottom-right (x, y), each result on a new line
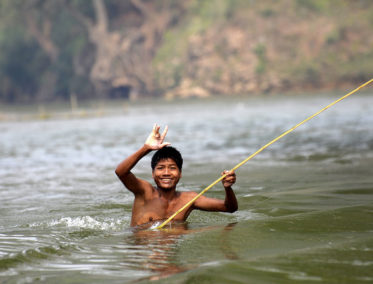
top-left (254, 44), bottom-right (267, 75)
top-left (0, 0), bottom-right (372, 103)
top-left (153, 0), bottom-right (232, 89)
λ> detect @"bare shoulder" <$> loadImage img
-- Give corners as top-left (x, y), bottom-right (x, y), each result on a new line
top-left (180, 191), bottom-right (198, 197)
top-left (178, 191), bottom-right (198, 202)
top-left (133, 178), bottom-right (157, 199)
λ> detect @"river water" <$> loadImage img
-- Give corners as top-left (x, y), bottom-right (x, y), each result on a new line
top-left (1, 93), bottom-right (372, 283)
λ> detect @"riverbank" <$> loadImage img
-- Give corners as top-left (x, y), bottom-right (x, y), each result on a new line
top-left (2, 85), bottom-right (371, 122)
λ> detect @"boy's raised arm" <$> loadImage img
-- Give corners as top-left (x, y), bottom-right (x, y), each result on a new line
top-left (115, 124), bottom-right (170, 194)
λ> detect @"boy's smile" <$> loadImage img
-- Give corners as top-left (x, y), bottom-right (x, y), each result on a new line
top-left (152, 158), bottom-right (182, 190)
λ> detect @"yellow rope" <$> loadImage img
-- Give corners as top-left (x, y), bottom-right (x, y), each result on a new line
top-left (156, 78), bottom-right (373, 229)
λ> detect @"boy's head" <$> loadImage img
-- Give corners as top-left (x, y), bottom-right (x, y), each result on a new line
top-left (151, 146), bottom-right (183, 171)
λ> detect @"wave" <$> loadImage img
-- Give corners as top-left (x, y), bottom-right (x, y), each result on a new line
top-left (29, 216), bottom-right (130, 231)
top-left (0, 244), bottom-right (73, 271)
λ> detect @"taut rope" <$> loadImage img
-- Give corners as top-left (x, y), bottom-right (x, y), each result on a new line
top-left (156, 79), bottom-right (373, 229)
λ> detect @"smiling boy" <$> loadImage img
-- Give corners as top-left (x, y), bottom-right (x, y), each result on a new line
top-left (115, 124), bottom-right (238, 227)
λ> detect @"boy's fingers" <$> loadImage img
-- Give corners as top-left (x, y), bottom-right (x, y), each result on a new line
top-left (222, 170), bottom-right (236, 183)
top-left (161, 125), bottom-right (168, 140)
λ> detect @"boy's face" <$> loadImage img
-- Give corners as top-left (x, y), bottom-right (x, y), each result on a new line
top-left (152, 158), bottom-right (182, 190)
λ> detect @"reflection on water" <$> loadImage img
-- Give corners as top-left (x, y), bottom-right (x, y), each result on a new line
top-left (126, 223), bottom-right (189, 281)
top-left (0, 94), bottom-right (373, 283)
top-left (124, 222), bottom-right (240, 282)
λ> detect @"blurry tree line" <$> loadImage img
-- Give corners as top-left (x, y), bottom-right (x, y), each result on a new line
top-left (0, 0), bottom-right (372, 104)
top-left (0, 0), bottom-right (186, 103)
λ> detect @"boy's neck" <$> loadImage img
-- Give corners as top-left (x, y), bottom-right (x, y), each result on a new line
top-left (156, 187), bottom-right (178, 200)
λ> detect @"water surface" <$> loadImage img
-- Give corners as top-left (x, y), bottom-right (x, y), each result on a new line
top-left (1, 94), bottom-right (373, 283)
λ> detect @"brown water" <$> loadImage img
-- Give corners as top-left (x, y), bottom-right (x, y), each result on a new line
top-left (1, 94), bottom-right (372, 283)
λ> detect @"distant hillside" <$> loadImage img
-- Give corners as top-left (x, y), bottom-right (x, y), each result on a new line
top-left (155, 0), bottom-right (373, 98)
top-left (0, 0), bottom-right (372, 103)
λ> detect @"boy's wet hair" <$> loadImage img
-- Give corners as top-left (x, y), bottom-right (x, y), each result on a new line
top-left (151, 146), bottom-right (183, 171)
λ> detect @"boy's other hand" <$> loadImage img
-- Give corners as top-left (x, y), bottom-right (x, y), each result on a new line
top-left (221, 170), bottom-right (236, 188)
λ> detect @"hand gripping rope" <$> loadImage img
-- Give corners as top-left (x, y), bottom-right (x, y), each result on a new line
top-left (156, 79), bottom-right (373, 229)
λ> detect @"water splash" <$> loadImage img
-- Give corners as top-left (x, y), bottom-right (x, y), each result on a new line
top-left (30, 216), bottom-right (128, 231)
top-left (150, 221), bottom-right (162, 230)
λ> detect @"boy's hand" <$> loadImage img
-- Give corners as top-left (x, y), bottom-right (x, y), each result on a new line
top-left (145, 124), bottom-right (171, 150)
top-left (221, 170), bottom-right (236, 188)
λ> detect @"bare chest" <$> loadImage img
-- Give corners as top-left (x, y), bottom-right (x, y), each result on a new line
top-left (132, 193), bottom-right (192, 226)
